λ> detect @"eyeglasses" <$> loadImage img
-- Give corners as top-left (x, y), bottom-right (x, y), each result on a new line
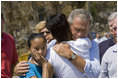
top-left (73, 25), bottom-right (89, 32)
top-left (72, 24), bottom-right (89, 32)
top-left (40, 31), bottom-right (51, 35)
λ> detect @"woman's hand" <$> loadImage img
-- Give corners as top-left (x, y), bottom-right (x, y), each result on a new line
top-left (32, 49), bottom-right (53, 78)
top-left (32, 49), bottom-right (47, 65)
top-left (14, 61), bottom-right (30, 76)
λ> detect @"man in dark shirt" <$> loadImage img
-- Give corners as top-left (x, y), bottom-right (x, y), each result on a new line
top-left (99, 12), bottom-right (117, 63)
top-left (99, 37), bottom-right (115, 63)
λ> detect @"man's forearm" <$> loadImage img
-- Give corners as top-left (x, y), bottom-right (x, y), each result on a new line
top-left (69, 52), bottom-right (86, 73)
top-left (70, 56), bottom-right (86, 73)
top-left (53, 43), bottom-right (86, 73)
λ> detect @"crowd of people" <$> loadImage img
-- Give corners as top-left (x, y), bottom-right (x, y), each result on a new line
top-left (1, 9), bottom-right (117, 78)
top-left (93, 32), bottom-right (111, 44)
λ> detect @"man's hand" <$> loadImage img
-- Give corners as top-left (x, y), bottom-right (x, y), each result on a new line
top-left (14, 61), bottom-right (29, 76)
top-left (53, 43), bottom-right (86, 73)
top-left (53, 43), bottom-right (73, 59)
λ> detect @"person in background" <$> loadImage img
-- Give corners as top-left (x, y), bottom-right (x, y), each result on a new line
top-left (35, 21), bottom-right (54, 44)
top-left (99, 14), bottom-right (117, 78)
top-left (20, 33), bottom-right (53, 78)
top-left (1, 13), bottom-right (18, 78)
top-left (94, 33), bottom-right (101, 44)
top-left (99, 12), bottom-right (117, 63)
top-left (35, 20), bottom-right (56, 50)
top-left (100, 32), bottom-right (110, 42)
top-left (53, 9), bottom-right (100, 78)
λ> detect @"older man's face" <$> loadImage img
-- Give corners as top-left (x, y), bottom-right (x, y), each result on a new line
top-left (112, 17), bottom-right (117, 42)
top-left (109, 20), bottom-right (114, 35)
top-left (70, 17), bottom-right (90, 40)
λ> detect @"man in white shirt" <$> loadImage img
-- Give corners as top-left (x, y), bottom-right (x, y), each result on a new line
top-left (94, 33), bottom-right (101, 44)
top-left (100, 32), bottom-right (109, 42)
top-left (99, 44), bottom-right (117, 78)
top-left (45, 13), bottom-right (92, 78)
top-left (13, 9), bottom-right (100, 78)
top-left (99, 14), bottom-right (117, 78)
top-left (53, 9), bottom-right (100, 78)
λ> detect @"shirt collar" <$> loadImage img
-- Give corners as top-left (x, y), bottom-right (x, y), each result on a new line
top-left (113, 44), bottom-right (117, 53)
top-left (109, 37), bottom-right (115, 46)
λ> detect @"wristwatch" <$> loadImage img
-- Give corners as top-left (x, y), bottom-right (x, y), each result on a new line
top-left (69, 53), bottom-right (77, 60)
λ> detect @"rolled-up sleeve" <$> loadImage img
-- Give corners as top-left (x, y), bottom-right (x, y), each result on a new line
top-left (83, 41), bottom-right (100, 78)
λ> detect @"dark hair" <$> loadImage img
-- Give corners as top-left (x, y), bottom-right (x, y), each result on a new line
top-left (46, 13), bottom-right (72, 42)
top-left (28, 33), bottom-right (46, 48)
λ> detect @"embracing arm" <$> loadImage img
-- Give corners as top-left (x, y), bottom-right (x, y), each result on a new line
top-left (53, 42), bottom-right (100, 78)
top-left (14, 61), bottom-right (30, 76)
top-left (53, 43), bottom-right (85, 73)
top-left (70, 54), bottom-right (86, 73)
top-left (83, 41), bottom-right (100, 78)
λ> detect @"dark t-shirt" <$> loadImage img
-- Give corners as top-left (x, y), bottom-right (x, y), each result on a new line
top-left (99, 37), bottom-right (115, 64)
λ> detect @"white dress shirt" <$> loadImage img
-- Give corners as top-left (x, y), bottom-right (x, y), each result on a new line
top-left (46, 38), bottom-right (100, 78)
top-left (99, 44), bottom-right (117, 78)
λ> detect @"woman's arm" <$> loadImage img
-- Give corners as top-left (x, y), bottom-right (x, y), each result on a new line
top-left (30, 76), bottom-right (37, 78)
top-left (42, 59), bottom-right (53, 78)
top-left (30, 62), bottom-right (53, 78)
top-left (32, 49), bottom-right (53, 78)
